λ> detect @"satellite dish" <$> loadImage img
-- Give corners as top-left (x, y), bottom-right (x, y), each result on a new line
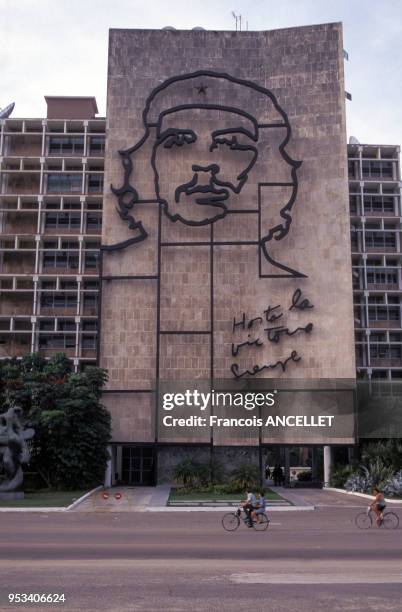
top-left (0, 102), bottom-right (15, 119)
top-left (162, 26), bottom-right (176, 30)
top-left (349, 136), bottom-right (360, 145)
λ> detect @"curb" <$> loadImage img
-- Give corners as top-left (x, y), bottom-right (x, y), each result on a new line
top-left (325, 487), bottom-right (402, 505)
top-left (0, 485), bottom-right (104, 513)
top-left (147, 505), bottom-right (315, 512)
top-left (66, 485), bottom-right (104, 511)
top-left (0, 507), bottom-right (65, 513)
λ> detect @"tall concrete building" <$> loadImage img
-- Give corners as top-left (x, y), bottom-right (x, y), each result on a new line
top-left (0, 98), bottom-right (105, 369)
top-left (0, 24), bottom-right (400, 485)
top-left (100, 23), bottom-right (356, 484)
top-left (349, 144), bottom-right (402, 381)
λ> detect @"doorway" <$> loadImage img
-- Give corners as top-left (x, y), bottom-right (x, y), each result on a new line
top-left (121, 446), bottom-right (155, 486)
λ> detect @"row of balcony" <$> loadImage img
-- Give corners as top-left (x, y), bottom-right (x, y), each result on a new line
top-left (350, 230), bottom-right (402, 254)
top-left (0, 211), bottom-right (102, 235)
top-left (0, 333), bottom-right (97, 360)
top-left (0, 173), bottom-right (104, 195)
top-left (348, 159), bottom-right (398, 181)
top-left (349, 194), bottom-right (400, 217)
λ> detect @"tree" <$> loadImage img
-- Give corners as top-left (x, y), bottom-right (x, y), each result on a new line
top-left (0, 353), bottom-right (111, 490)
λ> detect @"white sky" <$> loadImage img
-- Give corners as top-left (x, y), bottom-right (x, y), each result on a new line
top-left (1, 0), bottom-right (401, 145)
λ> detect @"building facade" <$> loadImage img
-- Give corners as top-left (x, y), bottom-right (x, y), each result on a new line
top-left (0, 98), bottom-right (105, 369)
top-left (0, 24), bottom-right (401, 485)
top-left (349, 144), bottom-right (402, 381)
top-left (100, 24), bottom-right (355, 484)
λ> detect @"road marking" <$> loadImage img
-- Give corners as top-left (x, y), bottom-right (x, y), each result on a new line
top-left (229, 572), bottom-right (402, 585)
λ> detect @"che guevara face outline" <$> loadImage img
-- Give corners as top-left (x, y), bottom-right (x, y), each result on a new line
top-left (151, 106), bottom-right (259, 226)
top-left (109, 71), bottom-right (304, 278)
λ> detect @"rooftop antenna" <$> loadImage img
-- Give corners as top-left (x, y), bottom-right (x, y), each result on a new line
top-left (232, 11), bottom-right (242, 31)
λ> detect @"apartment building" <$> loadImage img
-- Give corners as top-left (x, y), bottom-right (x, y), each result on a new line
top-left (349, 143), bottom-right (402, 381)
top-left (0, 97), bottom-right (105, 370)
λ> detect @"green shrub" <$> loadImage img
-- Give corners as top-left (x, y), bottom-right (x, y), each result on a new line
top-left (330, 464), bottom-right (356, 488)
top-left (363, 459), bottom-right (394, 489)
top-left (296, 470), bottom-right (312, 482)
top-left (361, 440), bottom-right (402, 473)
top-left (172, 458), bottom-right (200, 488)
top-left (229, 463), bottom-right (261, 491)
top-left (171, 456), bottom-right (226, 488)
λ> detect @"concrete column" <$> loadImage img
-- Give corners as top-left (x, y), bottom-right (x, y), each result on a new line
top-left (116, 446), bottom-right (123, 483)
top-left (311, 447), bottom-right (318, 481)
top-left (284, 447), bottom-right (290, 487)
top-left (104, 445), bottom-right (113, 487)
top-left (323, 445), bottom-right (333, 487)
top-left (348, 445), bottom-right (358, 466)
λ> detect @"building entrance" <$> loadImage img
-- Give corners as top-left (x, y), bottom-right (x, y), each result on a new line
top-left (264, 446), bottom-right (323, 486)
top-left (120, 446), bottom-right (155, 486)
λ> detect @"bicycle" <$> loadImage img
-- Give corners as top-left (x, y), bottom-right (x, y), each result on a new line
top-left (355, 506), bottom-right (399, 530)
top-left (222, 507), bottom-right (270, 531)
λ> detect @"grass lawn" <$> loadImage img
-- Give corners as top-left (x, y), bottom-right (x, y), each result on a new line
top-left (0, 490), bottom-right (87, 508)
top-left (169, 487), bottom-right (284, 503)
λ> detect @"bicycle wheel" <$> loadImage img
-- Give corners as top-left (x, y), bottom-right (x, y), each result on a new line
top-left (382, 512), bottom-right (399, 530)
top-left (222, 513), bottom-right (240, 531)
top-left (253, 514), bottom-right (270, 531)
top-left (355, 512), bottom-right (372, 529)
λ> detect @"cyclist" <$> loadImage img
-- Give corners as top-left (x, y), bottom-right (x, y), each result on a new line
top-left (241, 488), bottom-right (256, 527)
top-left (251, 490), bottom-right (266, 524)
top-left (370, 487), bottom-right (386, 527)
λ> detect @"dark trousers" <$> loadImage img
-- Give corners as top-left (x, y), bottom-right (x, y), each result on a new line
top-left (244, 503), bottom-right (254, 523)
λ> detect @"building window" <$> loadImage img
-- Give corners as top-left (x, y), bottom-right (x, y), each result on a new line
top-left (82, 334), bottom-right (96, 349)
top-left (348, 160), bottom-right (357, 178)
top-left (89, 136), bottom-right (105, 155)
top-left (362, 161), bottom-right (393, 180)
top-left (365, 231), bottom-right (396, 250)
top-left (40, 280), bottom-right (57, 290)
top-left (86, 214), bottom-right (102, 231)
top-left (83, 294), bottom-right (98, 310)
top-left (40, 292), bottom-right (78, 309)
top-left (87, 174), bottom-right (104, 194)
top-left (47, 174), bottom-right (82, 193)
top-left (82, 320), bottom-right (98, 331)
top-left (39, 320), bottom-right (54, 331)
top-left (60, 280), bottom-right (78, 291)
top-left (84, 252), bottom-right (99, 270)
top-left (43, 252), bottom-right (79, 270)
top-left (368, 306), bottom-right (400, 322)
top-left (58, 320), bottom-right (76, 332)
top-left (39, 334), bottom-right (75, 349)
top-left (364, 195), bottom-right (394, 215)
top-left (367, 268), bottom-right (398, 286)
top-left (86, 202), bottom-right (102, 210)
top-left (49, 137), bottom-right (84, 156)
top-left (45, 212), bottom-right (81, 230)
top-left (371, 345), bottom-right (402, 360)
top-left (349, 195), bottom-right (359, 214)
top-left (83, 280), bottom-right (99, 290)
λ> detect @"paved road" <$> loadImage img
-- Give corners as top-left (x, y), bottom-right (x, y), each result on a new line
top-left (1, 505), bottom-right (402, 611)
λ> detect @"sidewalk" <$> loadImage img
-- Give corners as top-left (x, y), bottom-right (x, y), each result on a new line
top-left (147, 485), bottom-right (314, 512)
top-left (72, 486), bottom-right (154, 512)
top-left (5, 485), bottom-right (388, 513)
top-left (68, 485), bottom-right (315, 512)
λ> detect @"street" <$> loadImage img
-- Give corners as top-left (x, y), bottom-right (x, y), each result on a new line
top-left (1, 504), bottom-right (402, 611)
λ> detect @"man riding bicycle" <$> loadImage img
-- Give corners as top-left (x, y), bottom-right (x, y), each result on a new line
top-left (370, 487), bottom-right (386, 527)
top-left (251, 491), bottom-right (266, 524)
top-left (240, 488), bottom-right (256, 527)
